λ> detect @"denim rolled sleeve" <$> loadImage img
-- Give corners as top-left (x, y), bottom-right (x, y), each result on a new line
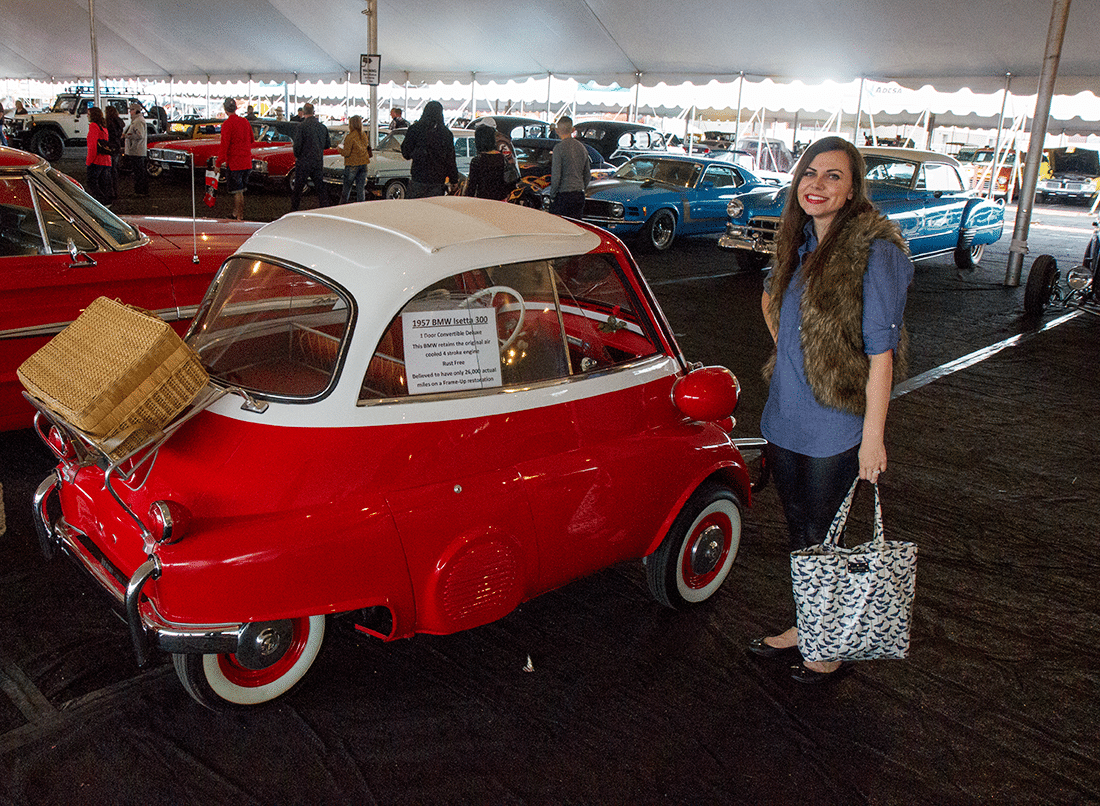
top-left (862, 239), bottom-right (914, 355)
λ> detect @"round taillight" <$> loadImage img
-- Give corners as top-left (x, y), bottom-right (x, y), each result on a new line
top-left (46, 426), bottom-right (75, 460)
top-left (673, 366), bottom-right (740, 422)
top-left (149, 500), bottom-right (192, 544)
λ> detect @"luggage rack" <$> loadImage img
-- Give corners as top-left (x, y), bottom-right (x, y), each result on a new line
top-left (25, 383), bottom-right (266, 545)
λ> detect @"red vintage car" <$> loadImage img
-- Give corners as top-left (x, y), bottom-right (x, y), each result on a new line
top-left (29, 197), bottom-right (755, 710)
top-left (249, 123), bottom-right (344, 190)
top-left (0, 146), bottom-right (262, 430)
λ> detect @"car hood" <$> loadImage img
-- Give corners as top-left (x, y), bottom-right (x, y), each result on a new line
top-left (127, 216), bottom-right (263, 251)
top-left (152, 139), bottom-right (221, 153)
top-left (587, 178), bottom-right (688, 200)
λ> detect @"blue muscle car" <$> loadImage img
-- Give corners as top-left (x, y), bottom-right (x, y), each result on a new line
top-left (582, 154), bottom-right (782, 251)
top-left (718, 146), bottom-right (1005, 272)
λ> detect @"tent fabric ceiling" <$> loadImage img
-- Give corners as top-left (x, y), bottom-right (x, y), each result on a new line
top-left (0, 0), bottom-right (1097, 95)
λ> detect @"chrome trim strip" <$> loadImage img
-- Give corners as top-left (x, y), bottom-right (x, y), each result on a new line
top-left (0, 307), bottom-right (187, 341)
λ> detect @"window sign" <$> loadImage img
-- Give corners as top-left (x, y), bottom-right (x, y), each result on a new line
top-left (402, 307), bottom-right (501, 393)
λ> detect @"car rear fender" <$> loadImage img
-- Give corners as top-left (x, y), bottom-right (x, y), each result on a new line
top-left (960, 197), bottom-right (1005, 246)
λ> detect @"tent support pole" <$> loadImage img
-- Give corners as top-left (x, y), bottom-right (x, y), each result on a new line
top-left (854, 77), bottom-right (865, 143)
top-left (1005, 0), bottom-right (1071, 287)
top-left (88, 0), bottom-right (101, 109)
top-left (734, 72), bottom-right (744, 144)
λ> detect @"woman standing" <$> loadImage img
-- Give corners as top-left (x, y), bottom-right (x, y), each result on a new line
top-left (748, 136), bottom-right (914, 683)
top-left (85, 106), bottom-right (114, 204)
top-left (464, 125), bottom-right (514, 201)
top-left (104, 105), bottom-right (124, 200)
top-left (338, 115), bottom-right (372, 204)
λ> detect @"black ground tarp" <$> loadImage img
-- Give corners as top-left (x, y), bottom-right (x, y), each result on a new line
top-left (1, 160), bottom-right (1098, 804)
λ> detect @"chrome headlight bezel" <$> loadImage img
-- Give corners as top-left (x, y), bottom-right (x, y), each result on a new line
top-left (726, 199), bottom-right (744, 218)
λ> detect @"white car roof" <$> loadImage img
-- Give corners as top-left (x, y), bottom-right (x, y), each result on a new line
top-left (860, 146), bottom-right (962, 167)
top-left (240, 196), bottom-right (602, 326)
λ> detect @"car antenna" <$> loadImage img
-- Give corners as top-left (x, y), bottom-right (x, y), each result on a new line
top-left (189, 153), bottom-right (200, 263)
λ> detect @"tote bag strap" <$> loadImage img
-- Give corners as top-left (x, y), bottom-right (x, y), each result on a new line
top-left (821, 479), bottom-right (884, 550)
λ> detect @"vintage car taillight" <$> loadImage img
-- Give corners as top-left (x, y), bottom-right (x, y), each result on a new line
top-left (149, 500), bottom-right (192, 545)
top-left (672, 366), bottom-right (740, 422)
top-left (46, 426), bottom-right (76, 461)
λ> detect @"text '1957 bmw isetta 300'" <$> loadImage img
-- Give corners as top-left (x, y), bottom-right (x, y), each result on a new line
top-left (29, 197), bottom-right (756, 710)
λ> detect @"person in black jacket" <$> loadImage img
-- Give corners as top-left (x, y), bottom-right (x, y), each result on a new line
top-left (290, 103), bottom-right (331, 211)
top-left (400, 101), bottom-right (458, 199)
top-left (464, 125), bottom-right (513, 201)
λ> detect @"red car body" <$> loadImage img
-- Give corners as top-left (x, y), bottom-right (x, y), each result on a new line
top-left (30, 197), bottom-right (755, 709)
top-left (0, 146), bottom-right (262, 430)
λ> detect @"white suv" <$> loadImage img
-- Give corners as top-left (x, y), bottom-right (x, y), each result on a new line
top-left (8, 87), bottom-right (165, 161)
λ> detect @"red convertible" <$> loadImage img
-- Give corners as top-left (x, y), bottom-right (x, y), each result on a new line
top-left (0, 146), bottom-right (261, 430)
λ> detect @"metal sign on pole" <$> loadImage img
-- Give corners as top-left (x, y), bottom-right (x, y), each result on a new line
top-left (360, 54), bottom-right (381, 87)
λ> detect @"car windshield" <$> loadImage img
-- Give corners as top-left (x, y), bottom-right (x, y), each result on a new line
top-left (188, 257), bottom-right (353, 400)
top-left (43, 166), bottom-right (142, 246)
top-left (377, 132), bottom-right (404, 152)
top-left (50, 96), bottom-right (78, 114)
top-left (613, 158), bottom-right (701, 188)
top-left (255, 125), bottom-right (292, 143)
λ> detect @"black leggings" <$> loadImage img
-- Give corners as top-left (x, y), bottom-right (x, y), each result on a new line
top-left (766, 442), bottom-right (860, 552)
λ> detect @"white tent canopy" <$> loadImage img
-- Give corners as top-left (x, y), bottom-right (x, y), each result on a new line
top-left (1, 0), bottom-right (1097, 96)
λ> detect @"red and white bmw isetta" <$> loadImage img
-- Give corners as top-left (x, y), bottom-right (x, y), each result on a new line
top-left (32, 197), bottom-right (755, 709)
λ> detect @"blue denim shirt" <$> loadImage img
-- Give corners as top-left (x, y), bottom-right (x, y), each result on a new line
top-left (760, 224), bottom-right (913, 457)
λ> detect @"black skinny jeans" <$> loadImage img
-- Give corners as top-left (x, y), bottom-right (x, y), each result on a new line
top-left (766, 442), bottom-right (860, 552)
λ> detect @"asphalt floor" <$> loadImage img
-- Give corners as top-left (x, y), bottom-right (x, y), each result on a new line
top-left (0, 153), bottom-right (1097, 804)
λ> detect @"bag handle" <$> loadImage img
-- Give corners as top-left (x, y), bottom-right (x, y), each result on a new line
top-left (821, 479), bottom-right (884, 550)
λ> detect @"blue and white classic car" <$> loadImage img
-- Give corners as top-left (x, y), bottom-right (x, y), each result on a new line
top-left (581, 154), bottom-right (782, 251)
top-left (719, 146), bottom-right (1005, 272)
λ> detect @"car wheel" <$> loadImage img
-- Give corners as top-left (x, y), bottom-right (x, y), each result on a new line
top-left (383, 179), bottom-right (407, 199)
top-left (172, 614), bottom-right (325, 710)
top-left (1023, 254), bottom-right (1059, 316)
top-left (647, 482), bottom-right (742, 609)
top-left (641, 209), bottom-right (676, 251)
top-left (30, 129), bottom-right (64, 162)
top-left (954, 241), bottom-right (985, 273)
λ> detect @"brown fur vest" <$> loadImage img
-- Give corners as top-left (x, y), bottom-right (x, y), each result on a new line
top-left (763, 210), bottom-right (909, 415)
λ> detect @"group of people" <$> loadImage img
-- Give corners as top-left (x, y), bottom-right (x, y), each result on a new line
top-left (84, 102), bottom-right (149, 204)
top-left (398, 102), bottom-right (591, 214)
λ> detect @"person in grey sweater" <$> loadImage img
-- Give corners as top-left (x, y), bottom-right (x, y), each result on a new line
top-left (548, 116), bottom-right (591, 217)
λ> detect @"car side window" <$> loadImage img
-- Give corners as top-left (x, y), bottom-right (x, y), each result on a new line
top-left (865, 159), bottom-right (916, 188)
top-left (703, 166), bottom-right (740, 188)
top-left (920, 163), bottom-right (965, 193)
top-left (0, 177), bottom-right (46, 257)
top-left (359, 256), bottom-right (661, 403)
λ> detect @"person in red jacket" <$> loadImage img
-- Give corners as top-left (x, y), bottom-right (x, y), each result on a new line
top-left (216, 98), bottom-right (255, 220)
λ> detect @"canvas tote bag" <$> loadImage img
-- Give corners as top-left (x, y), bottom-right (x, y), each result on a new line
top-left (791, 480), bottom-right (917, 662)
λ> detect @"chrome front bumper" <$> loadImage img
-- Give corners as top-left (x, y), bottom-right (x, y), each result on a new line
top-left (34, 472), bottom-right (243, 666)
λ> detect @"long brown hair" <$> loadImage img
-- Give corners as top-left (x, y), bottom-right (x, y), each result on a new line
top-left (87, 106), bottom-right (106, 128)
top-left (774, 136), bottom-right (873, 280)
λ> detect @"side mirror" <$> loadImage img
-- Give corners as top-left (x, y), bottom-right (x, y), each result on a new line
top-left (672, 365), bottom-right (740, 422)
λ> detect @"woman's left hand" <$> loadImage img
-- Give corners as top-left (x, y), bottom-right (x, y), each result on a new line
top-left (858, 438), bottom-right (887, 483)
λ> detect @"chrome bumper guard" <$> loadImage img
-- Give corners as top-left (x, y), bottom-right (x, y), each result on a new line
top-left (718, 228), bottom-right (776, 254)
top-left (33, 474), bottom-right (243, 667)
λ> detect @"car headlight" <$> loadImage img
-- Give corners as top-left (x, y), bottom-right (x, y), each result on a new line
top-left (252, 159), bottom-right (268, 173)
top-left (727, 199), bottom-right (744, 218)
top-left (1067, 266), bottom-right (1092, 291)
top-left (610, 202), bottom-right (625, 219)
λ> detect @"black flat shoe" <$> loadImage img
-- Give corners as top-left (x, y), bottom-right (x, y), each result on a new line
top-left (748, 636), bottom-right (799, 659)
top-left (790, 660), bottom-right (853, 684)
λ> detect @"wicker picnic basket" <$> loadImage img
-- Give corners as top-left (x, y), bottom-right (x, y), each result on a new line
top-left (17, 296), bottom-right (209, 461)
